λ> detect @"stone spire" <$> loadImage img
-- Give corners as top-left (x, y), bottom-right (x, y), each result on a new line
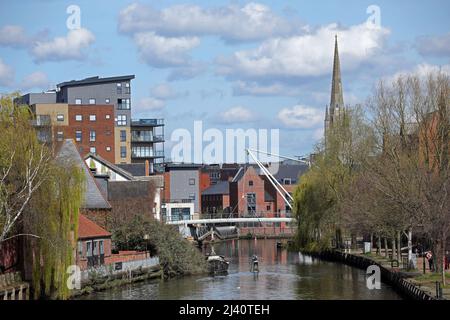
top-left (330, 35), bottom-right (344, 113)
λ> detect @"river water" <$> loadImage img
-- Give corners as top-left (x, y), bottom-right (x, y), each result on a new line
top-left (77, 239), bottom-right (402, 300)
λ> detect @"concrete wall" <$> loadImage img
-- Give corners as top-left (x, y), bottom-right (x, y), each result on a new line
top-left (169, 169), bottom-right (200, 213)
top-left (80, 256), bottom-right (160, 282)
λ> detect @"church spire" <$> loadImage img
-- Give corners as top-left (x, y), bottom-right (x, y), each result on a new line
top-left (330, 35), bottom-right (344, 111)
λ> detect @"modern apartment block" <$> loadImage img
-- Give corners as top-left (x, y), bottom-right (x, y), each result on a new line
top-left (131, 119), bottom-right (165, 173)
top-left (56, 75), bottom-right (135, 164)
top-left (18, 74), bottom-right (166, 168)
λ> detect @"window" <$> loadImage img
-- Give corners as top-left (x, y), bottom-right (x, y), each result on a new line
top-left (116, 83), bottom-right (122, 94)
top-left (131, 146), bottom-right (152, 158)
top-left (120, 146), bottom-right (126, 158)
top-left (283, 178), bottom-right (291, 185)
top-left (105, 114), bottom-right (111, 120)
top-left (89, 131), bottom-right (96, 142)
top-left (86, 241), bottom-right (92, 257)
top-left (105, 98), bottom-right (110, 104)
top-left (78, 242), bottom-right (83, 258)
top-left (75, 98), bottom-right (82, 105)
top-left (266, 205), bottom-right (271, 211)
top-left (75, 114), bottom-right (82, 121)
top-left (106, 146), bottom-right (111, 152)
top-left (93, 241), bottom-right (98, 256)
top-left (56, 114), bottom-right (64, 121)
top-left (125, 82), bottom-right (130, 94)
top-left (56, 131), bottom-right (64, 142)
top-left (117, 98), bottom-right (130, 110)
top-left (89, 114), bottom-right (96, 121)
top-left (89, 98), bottom-right (96, 105)
top-left (249, 180), bottom-right (254, 186)
top-left (99, 241), bottom-right (104, 255)
top-left (75, 131), bottom-right (82, 142)
top-left (189, 178), bottom-right (196, 185)
top-left (247, 193), bottom-right (256, 213)
top-left (189, 193), bottom-right (195, 200)
top-left (105, 130), bottom-right (111, 136)
top-left (90, 146), bottom-right (96, 154)
top-left (120, 130), bottom-right (126, 142)
top-left (117, 114), bottom-right (127, 126)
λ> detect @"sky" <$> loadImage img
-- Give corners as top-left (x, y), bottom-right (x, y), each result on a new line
top-left (0, 0), bottom-right (449, 161)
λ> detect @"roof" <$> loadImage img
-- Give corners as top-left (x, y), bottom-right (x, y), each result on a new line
top-left (165, 163), bottom-right (202, 170)
top-left (85, 153), bottom-right (134, 180)
top-left (202, 181), bottom-right (229, 195)
top-left (58, 75), bottom-right (135, 88)
top-left (56, 140), bottom-right (111, 210)
top-left (271, 164), bottom-right (309, 183)
top-left (116, 163), bottom-right (146, 176)
top-left (107, 180), bottom-right (156, 201)
top-left (78, 214), bottom-right (111, 239)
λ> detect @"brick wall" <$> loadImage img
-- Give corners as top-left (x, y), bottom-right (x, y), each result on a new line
top-left (67, 104), bottom-right (115, 163)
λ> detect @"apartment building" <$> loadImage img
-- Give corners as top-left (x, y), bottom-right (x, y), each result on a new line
top-left (131, 119), bottom-right (165, 173)
top-left (56, 75), bottom-right (134, 163)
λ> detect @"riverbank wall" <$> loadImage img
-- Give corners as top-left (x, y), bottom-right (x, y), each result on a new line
top-left (308, 250), bottom-right (437, 300)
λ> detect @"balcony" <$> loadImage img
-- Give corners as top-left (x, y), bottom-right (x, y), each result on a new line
top-left (131, 150), bottom-right (165, 159)
top-left (131, 119), bottom-right (164, 127)
top-left (131, 134), bottom-right (165, 143)
top-left (30, 115), bottom-right (51, 127)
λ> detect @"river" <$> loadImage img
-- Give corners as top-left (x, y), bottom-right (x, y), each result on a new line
top-left (77, 239), bottom-right (402, 300)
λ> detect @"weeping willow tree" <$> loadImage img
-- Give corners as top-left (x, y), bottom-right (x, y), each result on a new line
top-left (0, 93), bottom-right (85, 299)
top-left (25, 163), bottom-right (85, 299)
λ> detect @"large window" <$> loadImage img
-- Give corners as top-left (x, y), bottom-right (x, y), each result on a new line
top-left (117, 98), bottom-right (130, 110)
top-left (117, 115), bottom-right (127, 126)
top-left (120, 130), bottom-right (126, 142)
top-left (132, 130), bottom-right (152, 142)
top-left (120, 146), bottom-right (127, 158)
top-left (132, 146), bottom-right (153, 158)
top-left (246, 193), bottom-right (256, 213)
top-left (75, 130), bottom-right (82, 142)
top-left (89, 131), bottom-right (96, 142)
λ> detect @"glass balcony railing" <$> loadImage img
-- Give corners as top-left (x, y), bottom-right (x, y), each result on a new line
top-left (131, 150), bottom-right (165, 158)
top-left (131, 134), bottom-right (164, 142)
top-left (131, 119), bottom-right (164, 126)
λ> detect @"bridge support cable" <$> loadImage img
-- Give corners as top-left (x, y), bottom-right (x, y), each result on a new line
top-left (246, 149), bottom-right (293, 209)
top-left (247, 148), bottom-right (310, 166)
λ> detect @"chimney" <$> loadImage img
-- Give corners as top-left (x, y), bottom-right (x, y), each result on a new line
top-left (145, 160), bottom-right (149, 176)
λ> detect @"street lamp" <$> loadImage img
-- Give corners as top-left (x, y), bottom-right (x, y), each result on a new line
top-left (143, 234), bottom-right (150, 257)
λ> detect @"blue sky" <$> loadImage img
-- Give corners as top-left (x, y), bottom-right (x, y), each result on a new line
top-left (0, 0), bottom-right (449, 160)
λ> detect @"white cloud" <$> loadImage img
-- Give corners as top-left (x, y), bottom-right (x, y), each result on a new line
top-left (218, 23), bottom-right (390, 80)
top-left (20, 71), bottom-right (49, 90)
top-left (232, 80), bottom-right (301, 96)
top-left (0, 25), bottom-right (29, 48)
top-left (384, 63), bottom-right (450, 83)
top-left (137, 97), bottom-right (166, 111)
top-left (277, 105), bottom-right (323, 129)
top-left (0, 58), bottom-right (14, 86)
top-left (133, 32), bottom-right (200, 67)
top-left (150, 83), bottom-right (187, 99)
top-left (118, 2), bottom-right (297, 42)
top-left (219, 106), bottom-right (254, 123)
top-left (415, 32), bottom-right (450, 57)
top-left (31, 28), bottom-right (95, 62)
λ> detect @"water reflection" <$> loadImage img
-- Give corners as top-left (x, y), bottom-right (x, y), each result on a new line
top-left (76, 239), bottom-right (402, 300)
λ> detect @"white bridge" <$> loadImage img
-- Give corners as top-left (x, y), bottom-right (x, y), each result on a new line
top-left (166, 217), bottom-right (294, 225)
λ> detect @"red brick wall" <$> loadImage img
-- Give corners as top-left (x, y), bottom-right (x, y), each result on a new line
top-left (67, 104), bottom-right (115, 163)
top-left (76, 237), bottom-right (112, 270)
top-left (236, 167), bottom-right (266, 215)
top-left (163, 172), bottom-right (170, 202)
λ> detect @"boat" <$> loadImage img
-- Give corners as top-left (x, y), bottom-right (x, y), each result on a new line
top-left (206, 248), bottom-right (229, 275)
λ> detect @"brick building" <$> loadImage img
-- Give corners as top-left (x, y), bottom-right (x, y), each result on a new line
top-left (67, 104), bottom-right (115, 163)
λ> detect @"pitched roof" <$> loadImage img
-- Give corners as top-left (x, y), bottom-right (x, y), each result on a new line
top-left (116, 163), bottom-right (146, 177)
top-left (84, 153), bottom-right (134, 180)
top-left (56, 140), bottom-right (111, 210)
top-left (58, 75), bottom-right (135, 88)
top-left (202, 181), bottom-right (229, 195)
top-left (271, 164), bottom-right (309, 183)
top-left (78, 214), bottom-right (111, 239)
